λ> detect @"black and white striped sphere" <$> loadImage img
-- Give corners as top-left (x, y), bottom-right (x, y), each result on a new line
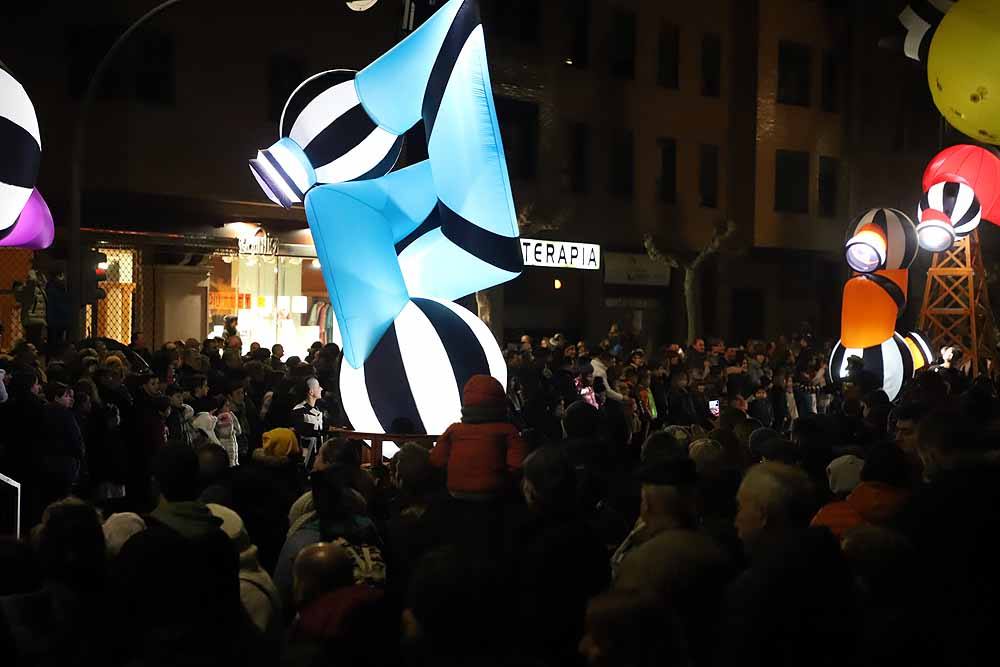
top-left (0, 68), bottom-right (41, 233)
top-left (848, 208), bottom-right (919, 270)
top-left (828, 332), bottom-right (914, 401)
top-left (340, 297), bottom-right (507, 444)
top-left (918, 180), bottom-right (982, 239)
top-left (898, 1), bottom-right (952, 63)
top-left (279, 69), bottom-right (403, 184)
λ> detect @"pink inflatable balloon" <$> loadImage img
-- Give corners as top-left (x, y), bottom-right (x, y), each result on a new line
top-left (0, 188), bottom-right (54, 249)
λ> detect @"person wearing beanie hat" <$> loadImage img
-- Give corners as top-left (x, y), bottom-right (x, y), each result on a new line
top-left (192, 412), bottom-right (222, 447)
top-left (811, 444), bottom-right (911, 538)
top-left (253, 427), bottom-right (303, 467)
top-left (206, 503), bottom-right (283, 643)
top-left (826, 455), bottom-right (865, 498)
top-left (429, 375), bottom-right (527, 499)
top-left (102, 512), bottom-right (146, 557)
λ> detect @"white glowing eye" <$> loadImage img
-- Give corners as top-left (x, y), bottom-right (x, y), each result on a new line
top-left (845, 243), bottom-right (882, 273)
top-left (916, 220), bottom-right (956, 252)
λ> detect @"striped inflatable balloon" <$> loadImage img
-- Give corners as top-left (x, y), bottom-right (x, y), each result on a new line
top-left (250, 70), bottom-right (405, 207)
top-left (918, 180), bottom-right (982, 239)
top-left (340, 297), bottom-right (507, 447)
top-left (0, 67), bottom-right (41, 234)
top-left (898, 0), bottom-right (954, 62)
top-left (846, 208), bottom-right (919, 271)
top-left (828, 332), bottom-right (915, 401)
top-left (280, 70), bottom-right (404, 185)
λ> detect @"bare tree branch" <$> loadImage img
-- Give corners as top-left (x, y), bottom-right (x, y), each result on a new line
top-left (643, 219), bottom-right (736, 270)
top-left (516, 201), bottom-right (572, 235)
top-left (642, 233), bottom-right (683, 269)
top-left (691, 219), bottom-right (737, 270)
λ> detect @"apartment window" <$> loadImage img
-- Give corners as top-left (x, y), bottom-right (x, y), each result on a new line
top-left (495, 97), bottom-right (539, 180)
top-left (564, 0), bottom-right (591, 67)
top-left (821, 50), bottom-right (839, 112)
top-left (658, 138), bottom-right (677, 203)
top-left (818, 156), bottom-right (840, 217)
top-left (658, 23), bottom-right (680, 89)
top-left (778, 41), bottom-right (811, 107)
top-left (484, 0), bottom-right (539, 44)
top-left (609, 9), bottom-right (636, 79)
top-left (609, 131), bottom-right (634, 197)
top-left (268, 54), bottom-right (306, 122)
top-left (699, 144), bottom-right (719, 208)
top-left (134, 32), bottom-right (175, 105)
top-left (568, 123), bottom-right (591, 194)
top-left (701, 33), bottom-right (722, 97)
top-left (775, 149), bottom-right (810, 214)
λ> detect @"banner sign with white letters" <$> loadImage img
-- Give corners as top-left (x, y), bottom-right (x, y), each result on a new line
top-left (520, 238), bottom-right (601, 270)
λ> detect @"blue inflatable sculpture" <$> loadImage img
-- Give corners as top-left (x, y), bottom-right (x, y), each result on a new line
top-left (250, 0), bottom-right (520, 442)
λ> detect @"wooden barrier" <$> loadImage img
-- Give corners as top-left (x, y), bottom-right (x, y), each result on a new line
top-left (327, 427), bottom-right (440, 464)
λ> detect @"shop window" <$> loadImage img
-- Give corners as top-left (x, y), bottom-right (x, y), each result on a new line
top-left (699, 143), bottom-right (719, 208)
top-left (778, 40), bottom-right (811, 107)
top-left (658, 23), bottom-right (680, 89)
top-left (495, 97), bottom-right (539, 180)
top-left (818, 155), bottom-right (839, 218)
top-left (209, 253), bottom-right (331, 360)
top-left (658, 137), bottom-right (677, 204)
top-left (701, 33), bottom-right (721, 97)
top-left (608, 130), bottom-right (634, 197)
top-left (609, 9), bottom-right (636, 79)
top-left (775, 149), bottom-right (810, 214)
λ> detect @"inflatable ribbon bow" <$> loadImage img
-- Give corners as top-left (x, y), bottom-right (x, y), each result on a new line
top-left (1, 66), bottom-right (54, 249)
top-left (249, 0), bottom-right (521, 371)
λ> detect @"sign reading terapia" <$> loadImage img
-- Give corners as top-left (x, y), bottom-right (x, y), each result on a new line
top-left (520, 239), bottom-right (601, 270)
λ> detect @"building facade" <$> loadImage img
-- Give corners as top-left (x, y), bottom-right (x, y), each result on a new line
top-left (0, 0), bottom-right (948, 353)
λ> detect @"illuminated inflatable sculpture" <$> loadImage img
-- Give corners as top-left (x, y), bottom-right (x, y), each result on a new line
top-left (249, 0), bottom-right (519, 442)
top-left (916, 144), bottom-right (1000, 251)
top-left (0, 66), bottom-right (53, 249)
top-left (831, 208), bottom-right (929, 399)
top-left (897, 0), bottom-right (1000, 144)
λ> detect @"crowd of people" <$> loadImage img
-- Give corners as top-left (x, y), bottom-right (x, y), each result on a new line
top-left (0, 321), bottom-right (998, 667)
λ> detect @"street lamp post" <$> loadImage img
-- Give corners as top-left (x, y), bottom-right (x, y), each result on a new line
top-left (68, 0), bottom-right (187, 340)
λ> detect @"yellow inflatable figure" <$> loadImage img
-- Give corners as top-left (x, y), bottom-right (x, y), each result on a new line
top-left (927, 0), bottom-right (1000, 144)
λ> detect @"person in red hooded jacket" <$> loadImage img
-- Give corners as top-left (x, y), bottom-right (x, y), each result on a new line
top-left (811, 443), bottom-right (910, 538)
top-left (429, 375), bottom-right (527, 499)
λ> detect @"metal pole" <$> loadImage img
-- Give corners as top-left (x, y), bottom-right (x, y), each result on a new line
top-left (68, 0), bottom-right (187, 340)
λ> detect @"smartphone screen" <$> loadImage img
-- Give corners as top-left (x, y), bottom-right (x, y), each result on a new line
top-left (709, 400), bottom-right (720, 417)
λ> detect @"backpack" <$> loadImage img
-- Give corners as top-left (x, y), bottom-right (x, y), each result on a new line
top-left (330, 537), bottom-right (386, 587)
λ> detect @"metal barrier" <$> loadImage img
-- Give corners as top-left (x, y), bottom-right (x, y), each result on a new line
top-left (0, 245), bottom-right (146, 352)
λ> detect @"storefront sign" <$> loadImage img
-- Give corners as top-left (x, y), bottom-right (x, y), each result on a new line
top-left (520, 239), bottom-right (601, 270)
top-left (209, 290), bottom-right (251, 312)
top-left (603, 252), bottom-right (671, 287)
top-left (238, 231), bottom-right (279, 256)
